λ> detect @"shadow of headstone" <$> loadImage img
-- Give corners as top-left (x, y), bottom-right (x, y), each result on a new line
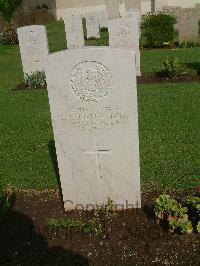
top-left (0, 210), bottom-right (89, 265)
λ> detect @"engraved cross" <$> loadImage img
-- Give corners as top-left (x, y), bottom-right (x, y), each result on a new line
top-left (82, 136), bottom-right (111, 179)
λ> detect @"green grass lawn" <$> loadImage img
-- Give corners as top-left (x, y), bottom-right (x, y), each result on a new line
top-left (0, 21), bottom-right (200, 191)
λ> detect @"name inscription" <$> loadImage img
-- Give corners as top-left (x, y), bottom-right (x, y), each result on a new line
top-left (59, 106), bottom-right (128, 131)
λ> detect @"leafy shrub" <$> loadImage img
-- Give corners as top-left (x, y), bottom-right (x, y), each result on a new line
top-left (1, 22), bottom-right (18, 44)
top-left (187, 197), bottom-right (200, 233)
top-left (160, 56), bottom-right (186, 78)
top-left (179, 41), bottom-right (199, 48)
top-left (24, 71), bottom-right (46, 89)
top-left (100, 27), bottom-right (108, 32)
top-left (0, 0), bottom-right (23, 22)
top-left (141, 12), bottom-right (177, 48)
top-left (155, 195), bottom-right (193, 234)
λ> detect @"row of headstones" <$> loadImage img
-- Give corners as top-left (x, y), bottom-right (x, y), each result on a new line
top-left (17, 8), bottom-right (141, 77)
top-left (17, 4), bottom-right (142, 211)
top-left (162, 4), bottom-right (200, 43)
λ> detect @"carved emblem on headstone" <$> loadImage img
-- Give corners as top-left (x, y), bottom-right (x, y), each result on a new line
top-left (70, 61), bottom-right (112, 103)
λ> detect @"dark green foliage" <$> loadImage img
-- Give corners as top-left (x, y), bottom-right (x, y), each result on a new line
top-left (24, 71), bottom-right (46, 89)
top-left (100, 27), bottom-right (108, 32)
top-left (141, 12), bottom-right (177, 48)
top-left (155, 195), bottom-right (193, 234)
top-left (159, 56), bottom-right (186, 78)
top-left (179, 41), bottom-right (199, 48)
top-left (0, 0), bottom-right (23, 22)
top-left (186, 197), bottom-right (200, 233)
top-left (47, 198), bottom-right (117, 236)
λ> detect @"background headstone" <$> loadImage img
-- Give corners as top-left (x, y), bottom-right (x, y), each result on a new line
top-left (162, 6), bottom-right (181, 31)
top-left (125, 0), bottom-right (141, 11)
top-left (64, 14), bottom-right (85, 49)
top-left (45, 47), bottom-right (141, 210)
top-left (98, 11), bottom-right (108, 29)
top-left (109, 17), bottom-right (141, 76)
top-left (179, 8), bottom-right (199, 43)
top-left (17, 25), bottom-right (49, 76)
top-left (126, 8), bottom-right (141, 36)
top-left (85, 12), bottom-right (100, 39)
top-left (195, 3), bottom-right (200, 20)
top-left (105, 0), bottom-right (120, 20)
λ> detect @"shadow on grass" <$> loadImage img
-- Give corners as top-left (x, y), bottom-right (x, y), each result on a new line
top-left (185, 62), bottom-right (200, 73)
top-left (48, 140), bottom-right (62, 191)
top-left (0, 210), bottom-right (89, 265)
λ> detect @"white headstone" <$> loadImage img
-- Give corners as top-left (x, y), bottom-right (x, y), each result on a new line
top-left (64, 14), bottom-right (85, 49)
top-left (126, 8), bottom-right (141, 36)
top-left (108, 18), bottom-right (141, 76)
top-left (17, 25), bottom-right (49, 76)
top-left (85, 12), bottom-right (100, 39)
top-left (179, 8), bottom-right (199, 43)
top-left (119, 2), bottom-right (126, 18)
top-left (125, 0), bottom-right (141, 11)
top-left (105, 0), bottom-right (120, 20)
top-left (196, 3), bottom-right (200, 20)
top-left (45, 47), bottom-right (141, 211)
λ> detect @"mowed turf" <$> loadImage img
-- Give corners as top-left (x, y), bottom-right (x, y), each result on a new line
top-left (0, 21), bottom-right (200, 190)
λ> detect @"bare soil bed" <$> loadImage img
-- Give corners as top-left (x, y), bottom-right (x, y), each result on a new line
top-left (0, 191), bottom-right (199, 265)
top-left (14, 75), bottom-right (200, 92)
top-left (137, 75), bottom-right (200, 84)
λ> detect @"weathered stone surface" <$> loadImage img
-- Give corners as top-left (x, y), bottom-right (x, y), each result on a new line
top-left (126, 8), bottom-right (141, 36)
top-left (98, 11), bottom-right (108, 28)
top-left (179, 8), bottom-right (199, 43)
top-left (85, 12), bottom-right (100, 39)
top-left (17, 25), bottom-right (49, 76)
top-left (195, 3), bottom-right (200, 20)
top-left (64, 14), bottom-right (84, 49)
top-left (125, 0), bottom-right (141, 11)
top-left (108, 17), bottom-right (141, 76)
top-left (45, 47), bottom-right (141, 211)
top-left (105, 0), bottom-right (120, 20)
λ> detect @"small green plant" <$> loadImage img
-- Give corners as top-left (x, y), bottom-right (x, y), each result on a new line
top-left (160, 56), bottom-right (186, 78)
top-left (186, 196), bottom-right (200, 233)
top-left (141, 12), bottom-right (177, 48)
top-left (155, 195), bottom-right (193, 234)
top-left (47, 198), bottom-right (117, 236)
top-left (24, 70), bottom-right (46, 89)
top-left (100, 27), bottom-right (108, 33)
top-left (179, 41), bottom-right (199, 48)
top-left (47, 218), bottom-right (83, 231)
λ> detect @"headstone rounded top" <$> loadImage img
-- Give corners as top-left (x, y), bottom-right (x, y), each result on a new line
top-left (70, 61), bottom-right (112, 103)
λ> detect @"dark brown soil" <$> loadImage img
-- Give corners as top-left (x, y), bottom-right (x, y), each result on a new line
top-left (137, 75), bottom-right (200, 84)
top-left (0, 192), bottom-right (199, 265)
top-left (15, 83), bottom-right (47, 91)
top-left (14, 75), bottom-right (200, 91)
